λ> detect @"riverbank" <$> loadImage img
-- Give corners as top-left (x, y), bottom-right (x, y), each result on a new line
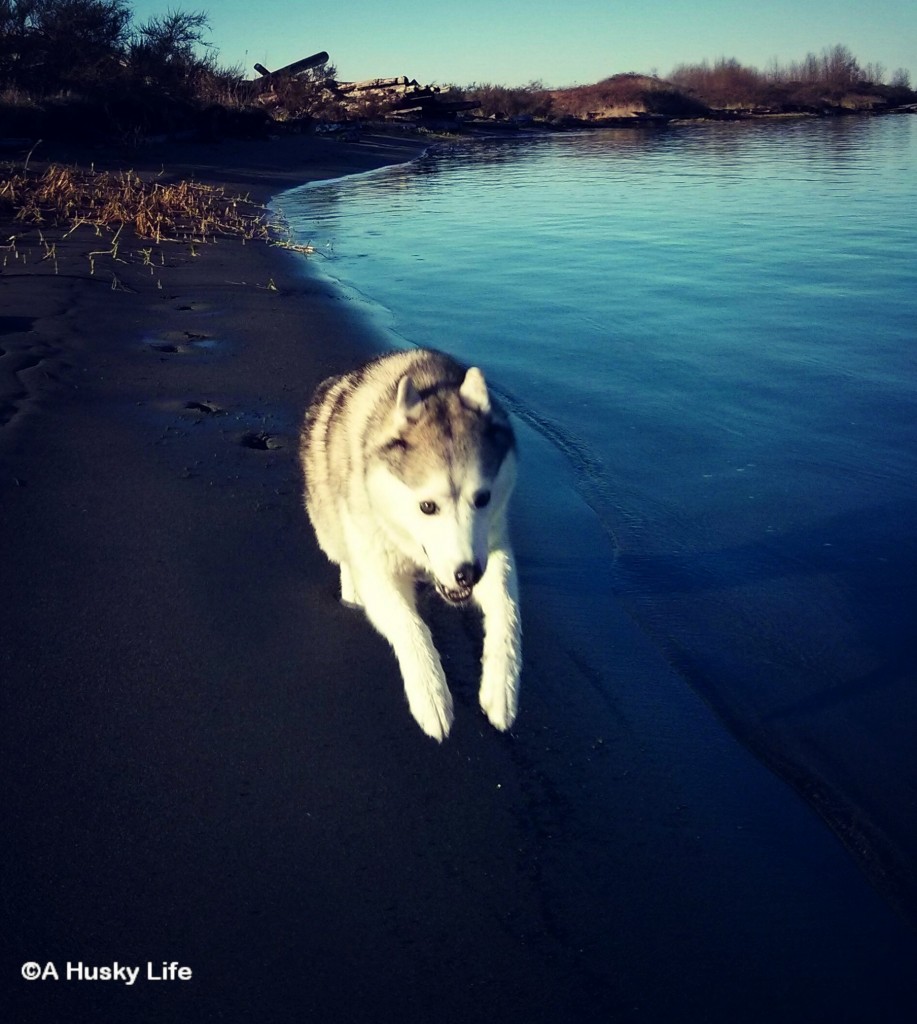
top-left (3, 131), bottom-right (917, 1024)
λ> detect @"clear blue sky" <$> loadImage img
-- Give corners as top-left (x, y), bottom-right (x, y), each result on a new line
top-left (129, 0), bottom-right (917, 88)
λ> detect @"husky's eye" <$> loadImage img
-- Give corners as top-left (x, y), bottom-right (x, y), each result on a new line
top-left (474, 490), bottom-right (491, 509)
top-left (419, 500), bottom-right (439, 516)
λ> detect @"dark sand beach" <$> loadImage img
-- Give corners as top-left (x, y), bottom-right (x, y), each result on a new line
top-left (3, 132), bottom-right (917, 1023)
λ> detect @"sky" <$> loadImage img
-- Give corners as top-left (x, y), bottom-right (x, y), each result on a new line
top-left (128, 0), bottom-right (917, 89)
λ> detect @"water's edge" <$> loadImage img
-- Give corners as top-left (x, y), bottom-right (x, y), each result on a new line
top-left (272, 123), bottom-right (917, 927)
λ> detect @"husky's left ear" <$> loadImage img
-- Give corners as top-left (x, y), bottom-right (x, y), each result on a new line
top-left (395, 374), bottom-right (423, 430)
top-left (459, 367), bottom-right (491, 415)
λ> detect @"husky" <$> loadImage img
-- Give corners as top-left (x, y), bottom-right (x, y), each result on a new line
top-left (300, 348), bottom-right (521, 741)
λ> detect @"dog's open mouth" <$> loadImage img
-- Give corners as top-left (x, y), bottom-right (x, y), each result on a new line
top-left (435, 581), bottom-right (474, 605)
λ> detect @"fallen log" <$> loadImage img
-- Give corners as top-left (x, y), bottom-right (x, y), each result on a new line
top-left (253, 51), bottom-right (329, 82)
top-left (353, 76), bottom-right (414, 92)
top-left (390, 89), bottom-right (438, 110)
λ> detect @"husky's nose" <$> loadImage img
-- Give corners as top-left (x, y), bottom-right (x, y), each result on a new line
top-left (454, 561), bottom-right (483, 588)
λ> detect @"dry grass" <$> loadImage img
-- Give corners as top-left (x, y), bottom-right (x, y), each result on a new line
top-left (0, 163), bottom-right (272, 244)
top-left (0, 160), bottom-right (317, 288)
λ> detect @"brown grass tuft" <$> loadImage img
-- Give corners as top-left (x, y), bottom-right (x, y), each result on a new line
top-left (0, 163), bottom-right (271, 244)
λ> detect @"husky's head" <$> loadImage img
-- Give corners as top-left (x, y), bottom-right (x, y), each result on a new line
top-left (366, 365), bottom-right (516, 604)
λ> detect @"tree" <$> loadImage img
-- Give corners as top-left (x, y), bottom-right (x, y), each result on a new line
top-left (129, 9), bottom-right (213, 94)
top-left (862, 61), bottom-right (885, 85)
top-left (0, 0), bottom-right (132, 90)
top-left (820, 44), bottom-right (861, 92)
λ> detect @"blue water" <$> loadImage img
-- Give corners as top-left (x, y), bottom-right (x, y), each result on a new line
top-left (278, 117), bottom-right (917, 916)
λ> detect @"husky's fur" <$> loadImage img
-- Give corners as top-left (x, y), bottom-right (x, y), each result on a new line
top-left (300, 348), bottom-right (521, 741)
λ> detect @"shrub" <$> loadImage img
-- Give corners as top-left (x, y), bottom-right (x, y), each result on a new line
top-left (0, 1), bottom-right (264, 140)
top-left (0, 0), bottom-right (132, 92)
top-left (670, 59), bottom-right (764, 110)
top-left (457, 81), bottom-right (553, 120)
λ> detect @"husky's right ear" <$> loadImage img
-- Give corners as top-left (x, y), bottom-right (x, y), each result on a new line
top-left (394, 375), bottom-right (423, 430)
top-left (459, 366), bottom-right (491, 415)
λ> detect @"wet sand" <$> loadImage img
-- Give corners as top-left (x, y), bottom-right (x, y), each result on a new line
top-left (3, 132), bottom-right (917, 1023)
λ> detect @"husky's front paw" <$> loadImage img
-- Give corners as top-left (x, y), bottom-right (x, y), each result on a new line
top-left (480, 666), bottom-right (518, 732)
top-left (405, 677), bottom-right (454, 742)
top-left (339, 563), bottom-right (363, 608)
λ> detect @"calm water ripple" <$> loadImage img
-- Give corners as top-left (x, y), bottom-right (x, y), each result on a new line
top-left (279, 116), bottom-right (917, 918)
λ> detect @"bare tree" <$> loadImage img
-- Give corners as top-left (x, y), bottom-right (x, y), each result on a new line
top-left (820, 44), bottom-right (861, 91)
top-left (130, 9), bottom-right (213, 92)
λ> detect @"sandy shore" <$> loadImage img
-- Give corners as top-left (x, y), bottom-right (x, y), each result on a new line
top-left (3, 131), bottom-right (917, 1023)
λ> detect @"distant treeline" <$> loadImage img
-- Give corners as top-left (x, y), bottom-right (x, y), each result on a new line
top-left (670, 46), bottom-right (912, 109)
top-left (454, 45), bottom-right (915, 122)
top-left (2, 5), bottom-right (914, 143)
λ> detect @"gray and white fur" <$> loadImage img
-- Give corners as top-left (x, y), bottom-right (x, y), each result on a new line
top-left (300, 348), bottom-right (521, 741)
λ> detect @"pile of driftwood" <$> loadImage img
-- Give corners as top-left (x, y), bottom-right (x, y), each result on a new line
top-left (334, 76), bottom-right (479, 120)
top-left (252, 51), bottom-right (479, 123)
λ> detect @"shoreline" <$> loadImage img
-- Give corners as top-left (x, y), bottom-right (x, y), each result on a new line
top-left (4, 133), bottom-right (917, 1023)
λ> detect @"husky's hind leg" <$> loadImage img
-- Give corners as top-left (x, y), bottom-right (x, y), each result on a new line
top-left (357, 569), bottom-right (454, 741)
top-left (474, 548), bottom-right (522, 731)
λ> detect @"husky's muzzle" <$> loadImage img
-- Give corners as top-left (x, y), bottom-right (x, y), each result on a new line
top-left (434, 561), bottom-right (483, 605)
top-left (435, 581), bottom-right (474, 605)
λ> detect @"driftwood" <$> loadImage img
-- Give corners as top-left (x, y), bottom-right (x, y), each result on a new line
top-left (337, 76), bottom-right (416, 94)
top-left (253, 51), bottom-right (329, 83)
top-left (250, 47), bottom-right (481, 122)
top-left (389, 88), bottom-right (437, 109)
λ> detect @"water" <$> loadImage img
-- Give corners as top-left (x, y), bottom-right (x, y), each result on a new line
top-left (278, 117), bottom-right (917, 917)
